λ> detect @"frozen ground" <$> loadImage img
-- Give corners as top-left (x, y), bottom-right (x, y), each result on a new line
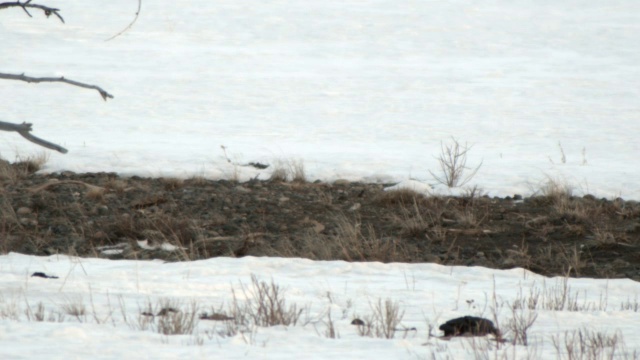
top-left (1, 253), bottom-right (640, 359)
top-left (1, 2), bottom-right (640, 358)
top-left (1, 0), bottom-right (639, 198)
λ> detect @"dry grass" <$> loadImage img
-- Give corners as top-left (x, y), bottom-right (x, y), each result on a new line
top-left (268, 212), bottom-right (410, 263)
top-left (186, 176), bottom-right (209, 186)
top-left (331, 214), bottom-right (404, 262)
top-left (269, 159), bottom-right (306, 183)
top-left (395, 200), bottom-right (433, 238)
top-left (162, 177), bottom-right (184, 191)
top-left (0, 153), bottom-right (48, 185)
top-left (104, 179), bottom-right (128, 193)
top-left (375, 188), bottom-right (425, 205)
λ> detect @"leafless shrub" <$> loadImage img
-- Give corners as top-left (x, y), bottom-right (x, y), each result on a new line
top-left (203, 276), bottom-right (306, 341)
top-left (62, 297), bottom-right (87, 322)
top-left (461, 185), bottom-right (486, 205)
top-left (238, 275), bottom-right (305, 327)
top-left (324, 310), bottom-right (338, 339)
top-left (156, 301), bottom-right (199, 336)
top-left (24, 301), bottom-right (46, 322)
top-left (355, 298), bottom-right (407, 339)
top-left (0, 294), bottom-right (20, 321)
top-left (508, 277), bottom-right (607, 313)
top-left (131, 298), bottom-right (199, 336)
top-left (551, 328), bottom-right (635, 360)
top-left (506, 304), bottom-right (538, 346)
top-left (429, 137), bottom-right (482, 188)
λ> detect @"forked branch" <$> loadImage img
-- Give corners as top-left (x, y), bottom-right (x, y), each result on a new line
top-left (0, 1), bottom-right (64, 22)
top-left (0, 121), bottom-right (68, 153)
top-left (0, 72), bottom-right (114, 101)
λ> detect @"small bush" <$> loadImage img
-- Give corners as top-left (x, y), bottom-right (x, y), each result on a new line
top-left (429, 138), bottom-right (482, 188)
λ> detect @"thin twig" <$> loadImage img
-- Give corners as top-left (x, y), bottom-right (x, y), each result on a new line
top-left (0, 1), bottom-right (64, 23)
top-left (105, 0), bottom-right (141, 42)
top-left (0, 72), bottom-right (113, 100)
top-left (0, 121), bottom-right (68, 153)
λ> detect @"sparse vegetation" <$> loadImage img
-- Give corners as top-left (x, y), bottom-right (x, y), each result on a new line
top-left (269, 158), bottom-right (307, 183)
top-left (551, 328), bottom-right (636, 360)
top-left (1, 271), bottom-right (640, 358)
top-left (0, 157), bottom-right (638, 281)
top-left (429, 137), bottom-right (482, 188)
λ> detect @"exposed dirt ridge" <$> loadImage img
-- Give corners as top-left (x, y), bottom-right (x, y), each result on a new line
top-left (1, 165), bottom-right (639, 281)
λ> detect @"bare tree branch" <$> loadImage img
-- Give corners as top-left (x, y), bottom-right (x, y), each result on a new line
top-left (0, 1), bottom-right (64, 23)
top-left (0, 121), bottom-right (68, 153)
top-left (105, 0), bottom-right (142, 42)
top-left (0, 72), bottom-right (114, 101)
top-left (0, 1), bottom-right (127, 154)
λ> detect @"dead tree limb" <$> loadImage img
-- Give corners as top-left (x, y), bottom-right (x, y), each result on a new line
top-left (105, 0), bottom-right (142, 42)
top-left (0, 1), bottom-right (64, 23)
top-left (0, 121), bottom-right (68, 153)
top-left (0, 72), bottom-right (114, 101)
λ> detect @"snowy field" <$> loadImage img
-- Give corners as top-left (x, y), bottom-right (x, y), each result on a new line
top-left (2, 1), bottom-right (640, 359)
top-left (2, 253), bottom-right (640, 359)
top-left (1, 0), bottom-right (639, 199)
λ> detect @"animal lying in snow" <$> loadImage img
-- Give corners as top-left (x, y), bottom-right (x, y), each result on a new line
top-left (439, 316), bottom-right (500, 338)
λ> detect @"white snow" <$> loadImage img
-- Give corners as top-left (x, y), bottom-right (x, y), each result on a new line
top-left (1, 1), bottom-right (640, 358)
top-left (2, 253), bottom-right (640, 359)
top-left (1, 0), bottom-right (639, 199)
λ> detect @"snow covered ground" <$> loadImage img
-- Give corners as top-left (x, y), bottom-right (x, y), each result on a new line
top-left (1, 0), bottom-right (639, 199)
top-left (2, 253), bottom-right (640, 359)
top-left (1, 1), bottom-right (640, 358)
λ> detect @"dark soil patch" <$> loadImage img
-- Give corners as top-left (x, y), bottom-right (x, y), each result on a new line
top-left (2, 166), bottom-right (639, 281)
